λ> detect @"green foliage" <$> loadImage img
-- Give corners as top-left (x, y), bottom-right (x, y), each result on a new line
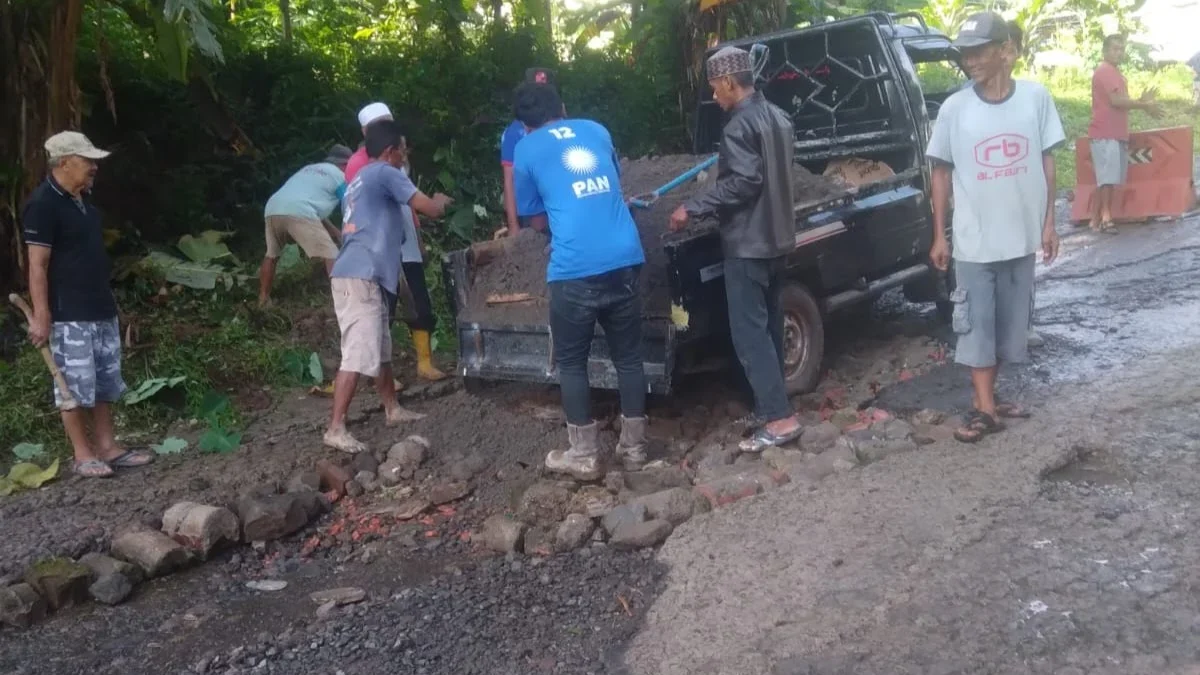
top-left (152, 436), bottom-right (189, 454)
top-left (124, 375), bottom-right (187, 404)
top-left (0, 460), bottom-right (61, 496)
top-left (11, 443), bottom-right (45, 461)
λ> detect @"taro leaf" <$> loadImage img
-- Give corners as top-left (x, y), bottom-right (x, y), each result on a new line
top-left (281, 350), bottom-right (307, 382)
top-left (11, 443), bottom-right (45, 461)
top-left (197, 390), bottom-right (231, 420)
top-left (124, 375), bottom-right (186, 405)
top-left (8, 460), bottom-right (61, 489)
top-left (447, 205), bottom-right (476, 243)
top-left (0, 477), bottom-right (12, 497)
top-left (307, 352), bottom-right (323, 384)
top-left (152, 437), bottom-right (188, 455)
top-left (144, 251), bottom-right (223, 290)
top-left (177, 231), bottom-right (235, 264)
top-left (278, 243), bottom-right (302, 271)
top-left (199, 425), bottom-right (241, 454)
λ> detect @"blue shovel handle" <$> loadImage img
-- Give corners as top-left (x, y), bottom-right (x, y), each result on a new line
top-left (629, 154), bottom-right (719, 209)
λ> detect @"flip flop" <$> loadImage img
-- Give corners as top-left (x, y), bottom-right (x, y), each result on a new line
top-left (73, 459), bottom-right (115, 478)
top-left (108, 449), bottom-right (155, 468)
top-left (953, 410), bottom-right (1005, 443)
top-left (739, 424), bottom-right (803, 453)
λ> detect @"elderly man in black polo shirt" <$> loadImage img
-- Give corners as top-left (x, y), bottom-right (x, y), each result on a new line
top-left (22, 131), bottom-right (153, 478)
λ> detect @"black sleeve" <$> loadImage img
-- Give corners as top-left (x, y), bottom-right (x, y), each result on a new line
top-left (683, 118), bottom-right (764, 217)
top-left (21, 198), bottom-right (57, 248)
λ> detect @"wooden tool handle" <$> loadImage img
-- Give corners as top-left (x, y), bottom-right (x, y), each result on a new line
top-left (8, 293), bottom-right (79, 410)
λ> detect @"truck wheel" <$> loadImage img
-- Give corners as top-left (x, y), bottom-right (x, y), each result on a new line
top-left (780, 283), bottom-right (825, 395)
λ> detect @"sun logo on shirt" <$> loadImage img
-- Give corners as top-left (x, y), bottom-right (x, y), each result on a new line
top-left (562, 146), bottom-right (598, 175)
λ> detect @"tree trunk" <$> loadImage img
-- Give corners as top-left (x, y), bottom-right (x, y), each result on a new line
top-left (279, 0), bottom-right (291, 44)
top-left (0, 0), bottom-right (83, 294)
top-left (490, 0), bottom-right (502, 25)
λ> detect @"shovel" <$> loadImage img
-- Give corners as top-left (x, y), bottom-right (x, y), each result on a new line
top-left (628, 154), bottom-right (718, 209)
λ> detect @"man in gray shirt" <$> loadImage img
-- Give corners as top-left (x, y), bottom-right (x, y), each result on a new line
top-left (926, 12), bottom-right (1065, 443)
top-left (324, 120), bottom-right (452, 454)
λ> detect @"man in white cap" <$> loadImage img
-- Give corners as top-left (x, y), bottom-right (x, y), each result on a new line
top-left (346, 102), bottom-right (393, 183)
top-left (669, 45), bottom-right (803, 453)
top-left (258, 143), bottom-right (353, 306)
top-left (22, 131), bottom-right (154, 478)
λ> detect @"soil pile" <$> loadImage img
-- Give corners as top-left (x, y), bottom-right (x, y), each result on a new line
top-left (461, 154), bottom-right (846, 324)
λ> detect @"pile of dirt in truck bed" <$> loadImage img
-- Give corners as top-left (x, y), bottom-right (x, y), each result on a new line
top-left (461, 154), bottom-right (846, 325)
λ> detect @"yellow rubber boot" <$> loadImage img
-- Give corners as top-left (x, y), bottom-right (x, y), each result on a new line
top-left (414, 330), bottom-right (447, 381)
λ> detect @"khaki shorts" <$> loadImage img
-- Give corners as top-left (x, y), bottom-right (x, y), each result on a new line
top-left (264, 215), bottom-right (338, 259)
top-left (332, 278), bottom-right (392, 377)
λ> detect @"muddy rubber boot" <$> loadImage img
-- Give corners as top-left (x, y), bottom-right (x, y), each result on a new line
top-left (545, 422), bottom-right (602, 481)
top-left (413, 330), bottom-right (447, 381)
top-left (615, 416), bottom-right (648, 471)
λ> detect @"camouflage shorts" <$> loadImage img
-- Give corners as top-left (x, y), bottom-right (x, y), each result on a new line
top-left (49, 318), bottom-right (127, 408)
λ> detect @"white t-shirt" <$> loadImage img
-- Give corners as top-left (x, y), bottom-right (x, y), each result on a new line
top-left (926, 80), bottom-right (1066, 264)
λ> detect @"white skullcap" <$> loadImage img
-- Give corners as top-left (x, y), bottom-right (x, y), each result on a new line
top-left (357, 102), bottom-right (392, 127)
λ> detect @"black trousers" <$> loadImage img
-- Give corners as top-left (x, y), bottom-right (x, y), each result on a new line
top-left (401, 261), bottom-right (436, 332)
top-left (724, 256), bottom-right (791, 422)
top-left (549, 265), bottom-right (646, 426)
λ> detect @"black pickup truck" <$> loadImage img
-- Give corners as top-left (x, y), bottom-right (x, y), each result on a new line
top-left (444, 12), bottom-right (963, 395)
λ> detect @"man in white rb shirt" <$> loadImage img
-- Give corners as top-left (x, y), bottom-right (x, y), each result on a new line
top-left (925, 11), bottom-right (1065, 443)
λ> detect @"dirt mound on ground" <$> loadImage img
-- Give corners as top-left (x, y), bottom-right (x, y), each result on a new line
top-left (461, 154), bottom-right (845, 325)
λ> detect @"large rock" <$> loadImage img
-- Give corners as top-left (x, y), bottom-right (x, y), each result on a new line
top-left (522, 526), bottom-right (557, 557)
top-left (692, 466), bottom-right (790, 509)
top-left (79, 553), bottom-right (143, 586)
top-left (601, 503), bottom-right (646, 535)
top-left (427, 481), bottom-right (472, 505)
top-left (377, 461), bottom-right (407, 486)
top-left (89, 573), bottom-right (134, 606)
top-left (623, 466), bottom-right (691, 496)
top-left (0, 583), bottom-right (46, 628)
top-left (875, 419), bottom-right (915, 442)
top-left (517, 482), bottom-right (574, 525)
top-left (855, 438), bottom-right (920, 464)
top-left (610, 519), bottom-right (673, 550)
top-left (23, 559), bottom-right (90, 610)
top-left (801, 439), bottom-right (859, 481)
top-left (315, 459), bottom-right (353, 497)
top-left (237, 494), bottom-right (309, 542)
top-left (111, 530), bottom-right (191, 578)
top-left (555, 514), bottom-right (594, 552)
top-left (387, 438), bottom-right (427, 467)
top-left (162, 502), bottom-right (240, 559)
top-left (568, 486), bottom-right (618, 518)
top-left (309, 587), bottom-right (366, 606)
top-left (800, 422), bottom-right (841, 451)
top-left (352, 452), bottom-right (380, 475)
top-left (629, 487), bottom-right (703, 526)
top-left (448, 453), bottom-right (490, 482)
top-left (480, 515), bottom-right (526, 554)
top-left (285, 471), bottom-right (322, 493)
top-left (291, 490), bottom-right (332, 520)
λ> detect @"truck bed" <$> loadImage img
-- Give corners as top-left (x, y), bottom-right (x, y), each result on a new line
top-left (443, 167), bottom-right (922, 392)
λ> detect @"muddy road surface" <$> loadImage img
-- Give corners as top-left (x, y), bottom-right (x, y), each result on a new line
top-left (626, 210), bottom-right (1200, 674)
top-left (3, 202), bottom-right (1200, 675)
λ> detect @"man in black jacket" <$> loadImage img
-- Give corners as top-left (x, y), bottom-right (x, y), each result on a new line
top-left (670, 45), bottom-right (802, 452)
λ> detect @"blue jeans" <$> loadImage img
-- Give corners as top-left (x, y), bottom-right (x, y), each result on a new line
top-left (549, 265), bottom-right (646, 426)
top-left (724, 257), bottom-right (792, 422)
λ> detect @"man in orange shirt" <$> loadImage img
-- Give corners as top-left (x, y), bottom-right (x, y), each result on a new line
top-left (1088, 34), bottom-right (1160, 233)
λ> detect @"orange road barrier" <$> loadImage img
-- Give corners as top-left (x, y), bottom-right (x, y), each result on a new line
top-left (1071, 126), bottom-right (1197, 223)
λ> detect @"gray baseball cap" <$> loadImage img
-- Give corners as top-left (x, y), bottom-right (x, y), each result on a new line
top-left (954, 11), bottom-right (1010, 48)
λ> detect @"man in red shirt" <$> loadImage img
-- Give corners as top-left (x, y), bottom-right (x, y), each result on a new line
top-left (1088, 34), bottom-right (1160, 233)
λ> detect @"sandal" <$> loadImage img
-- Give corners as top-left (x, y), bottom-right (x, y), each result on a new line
top-left (1096, 221), bottom-right (1118, 234)
top-left (73, 459), bottom-right (115, 478)
top-left (738, 423), bottom-right (803, 453)
top-left (994, 401), bottom-right (1032, 419)
top-left (108, 449), bottom-right (155, 468)
top-left (953, 410), bottom-right (1005, 444)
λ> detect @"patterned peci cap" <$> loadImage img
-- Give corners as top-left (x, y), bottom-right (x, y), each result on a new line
top-left (706, 46), bottom-right (752, 80)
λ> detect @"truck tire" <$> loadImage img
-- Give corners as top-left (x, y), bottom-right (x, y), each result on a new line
top-left (780, 283), bottom-right (824, 395)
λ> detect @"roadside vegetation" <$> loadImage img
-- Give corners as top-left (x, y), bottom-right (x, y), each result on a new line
top-left (1, 0), bottom-right (1191, 470)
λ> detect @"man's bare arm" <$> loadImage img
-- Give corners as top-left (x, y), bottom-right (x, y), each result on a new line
top-left (27, 245), bottom-right (52, 346)
top-left (410, 191), bottom-right (452, 218)
top-left (502, 165), bottom-right (519, 235)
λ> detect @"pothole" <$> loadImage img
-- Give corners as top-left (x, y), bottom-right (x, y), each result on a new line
top-left (1042, 444), bottom-right (1130, 487)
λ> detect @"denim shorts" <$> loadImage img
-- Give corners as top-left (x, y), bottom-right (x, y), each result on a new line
top-left (50, 318), bottom-right (127, 408)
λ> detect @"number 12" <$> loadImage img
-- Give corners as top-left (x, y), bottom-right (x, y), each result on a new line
top-left (547, 127), bottom-right (576, 140)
